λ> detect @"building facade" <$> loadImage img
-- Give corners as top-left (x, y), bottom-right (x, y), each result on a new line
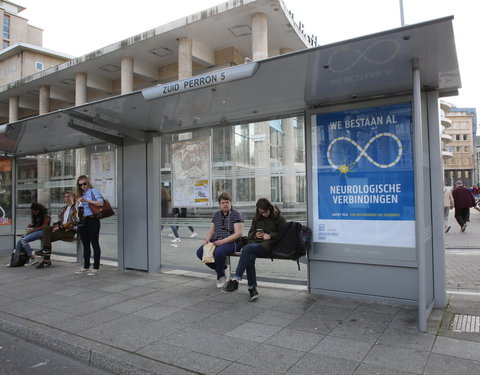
top-left (443, 107), bottom-right (478, 186)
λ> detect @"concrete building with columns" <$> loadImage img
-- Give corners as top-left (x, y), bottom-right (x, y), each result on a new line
top-left (0, 0), bottom-right (463, 330)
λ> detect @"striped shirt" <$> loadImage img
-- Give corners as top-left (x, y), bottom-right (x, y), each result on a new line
top-left (211, 208), bottom-right (243, 240)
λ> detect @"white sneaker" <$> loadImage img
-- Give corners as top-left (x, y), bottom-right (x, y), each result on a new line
top-left (87, 269), bottom-right (99, 276)
top-left (216, 276), bottom-right (226, 288)
top-left (190, 232), bottom-right (198, 238)
top-left (75, 267), bottom-right (89, 275)
top-left (171, 238), bottom-right (181, 243)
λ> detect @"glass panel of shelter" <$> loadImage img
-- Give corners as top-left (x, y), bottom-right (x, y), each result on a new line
top-left (14, 144), bottom-right (118, 260)
top-left (160, 115), bottom-right (307, 284)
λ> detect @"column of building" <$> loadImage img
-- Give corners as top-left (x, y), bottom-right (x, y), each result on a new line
top-left (251, 12), bottom-right (272, 200)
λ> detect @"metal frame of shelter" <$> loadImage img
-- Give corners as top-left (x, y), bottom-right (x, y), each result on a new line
top-left (0, 17), bottom-right (461, 331)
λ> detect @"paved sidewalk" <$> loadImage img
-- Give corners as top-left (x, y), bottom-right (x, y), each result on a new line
top-left (0, 255), bottom-right (479, 375)
top-left (1, 210), bottom-right (480, 374)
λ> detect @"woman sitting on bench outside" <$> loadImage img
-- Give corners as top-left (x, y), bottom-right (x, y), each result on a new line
top-left (10, 203), bottom-right (50, 266)
top-left (223, 198), bottom-right (286, 301)
top-left (35, 190), bottom-right (78, 269)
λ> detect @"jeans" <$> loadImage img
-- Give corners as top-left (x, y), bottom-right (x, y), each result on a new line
top-left (78, 217), bottom-right (101, 269)
top-left (197, 241), bottom-right (236, 280)
top-left (15, 230), bottom-right (44, 256)
top-left (233, 243), bottom-right (268, 288)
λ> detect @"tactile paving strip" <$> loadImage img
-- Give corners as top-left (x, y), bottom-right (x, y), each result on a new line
top-left (451, 314), bottom-right (480, 333)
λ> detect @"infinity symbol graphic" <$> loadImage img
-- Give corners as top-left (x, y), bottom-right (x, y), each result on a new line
top-left (327, 133), bottom-right (403, 173)
top-left (327, 39), bottom-right (400, 73)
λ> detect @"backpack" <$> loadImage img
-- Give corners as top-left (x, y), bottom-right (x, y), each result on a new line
top-left (9, 248), bottom-right (28, 267)
top-left (271, 221), bottom-right (312, 270)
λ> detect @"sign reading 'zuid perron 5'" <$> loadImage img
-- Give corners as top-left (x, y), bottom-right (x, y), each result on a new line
top-left (312, 102), bottom-right (415, 247)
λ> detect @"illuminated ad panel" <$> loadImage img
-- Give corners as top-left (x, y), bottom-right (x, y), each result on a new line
top-left (312, 103), bottom-right (415, 247)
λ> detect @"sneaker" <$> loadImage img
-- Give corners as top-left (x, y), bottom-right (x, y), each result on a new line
top-left (223, 279), bottom-right (238, 292)
top-left (445, 226), bottom-right (451, 233)
top-left (36, 261), bottom-right (51, 269)
top-left (248, 287), bottom-right (259, 302)
top-left (24, 257), bottom-right (37, 267)
top-left (190, 232), bottom-right (198, 238)
top-left (87, 269), bottom-right (99, 276)
top-left (216, 276), bottom-right (226, 288)
top-left (75, 267), bottom-right (89, 275)
top-left (461, 224), bottom-right (467, 232)
top-left (34, 249), bottom-right (51, 256)
top-left (171, 238), bottom-right (181, 243)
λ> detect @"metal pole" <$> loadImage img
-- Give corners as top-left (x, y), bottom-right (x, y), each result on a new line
top-left (412, 58), bottom-right (427, 332)
top-left (399, 0), bottom-right (405, 26)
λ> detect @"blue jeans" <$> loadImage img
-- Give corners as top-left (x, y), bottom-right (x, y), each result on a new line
top-left (233, 243), bottom-right (268, 288)
top-left (15, 230), bottom-right (44, 256)
top-left (197, 241), bottom-right (236, 280)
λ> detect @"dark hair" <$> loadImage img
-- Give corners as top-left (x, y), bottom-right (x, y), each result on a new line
top-left (254, 198), bottom-right (280, 220)
top-left (218, 192), bottom-right (232, 204)
top-left (30, 202), bottom-right (49, 227)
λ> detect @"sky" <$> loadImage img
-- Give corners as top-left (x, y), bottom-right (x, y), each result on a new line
top-left (18, 0), bottom-right (479, 111)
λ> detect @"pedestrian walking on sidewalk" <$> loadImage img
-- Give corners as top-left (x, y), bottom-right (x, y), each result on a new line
top-left (444, 184), bottom-right (454, 233)
top-left (452, 181), bottom-right (475, 232)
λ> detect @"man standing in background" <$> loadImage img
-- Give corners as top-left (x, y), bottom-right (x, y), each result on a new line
top-left (452, 181), bottom-right (475, 232)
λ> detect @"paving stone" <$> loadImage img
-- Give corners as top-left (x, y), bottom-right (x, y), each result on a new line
top-left (311, 336), bottom-right (373, 361)
top-left (432, 336), bottom-right (480, 362)
top-left (226, 321), bottom-right (282, 342)
top-left (362, 344), bottom-right (430, 374)
top-left (173, 350), bottom-right (231, 375)
top-left (423, 352), bottom-right (480, 375)
top-left (287, 352), bottom-right (358, 375)
top-left (236, 343), bottom-right (305, 373)
top-left (266, 328), bottom-right (323, 352)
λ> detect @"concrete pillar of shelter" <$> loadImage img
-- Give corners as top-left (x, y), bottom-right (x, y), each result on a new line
top-left (75, 72), bottom-right (87, 105)
top-left (253, 121), bottom-right (271, 200)
top-left (279, 47), bottom-right (296, 206)
top-left (121, 57), bottom-right (134, 94)
top-left (178, 37), bottom-right (193, 80)
top-left (252, 12), bottom-right (268, 61)
top-left (281, 117), bottom-right (296, 207)
top-left (39, 85), bottom-right (50, 115)
top-left (251, 13), bottom-right (270, 199)
top-left (8, 96), bottom-right (19, 123)
top-left (37, 156), bottom-right (50, 206)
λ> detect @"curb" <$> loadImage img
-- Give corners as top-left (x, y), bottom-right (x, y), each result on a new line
top-left (0, 312), bottom-right (199, 375)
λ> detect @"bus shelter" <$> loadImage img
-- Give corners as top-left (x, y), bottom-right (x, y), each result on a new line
top-left (0, 17), bottom-right (460, 331)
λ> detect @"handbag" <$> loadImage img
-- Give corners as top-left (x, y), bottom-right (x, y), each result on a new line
top-left (89, 192), bottom-right (115, 219)
top-left (202, 242), bottom-right (216, 263)
top-left (10, 248), bottom-right (28, 267)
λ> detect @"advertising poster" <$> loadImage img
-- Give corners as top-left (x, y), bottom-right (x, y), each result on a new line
top-left (0, 158), bottom-right (13, 226)
top-left (172, 138), bottom-right (211, 207)
top-left (312, 103), bottom-right (415, 247)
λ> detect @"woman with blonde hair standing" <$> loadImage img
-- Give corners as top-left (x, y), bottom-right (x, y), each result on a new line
top-left (75, 175), bottom-right (104, 276)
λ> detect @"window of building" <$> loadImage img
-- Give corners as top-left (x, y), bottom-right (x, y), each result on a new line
top-left (464, 146), bottom-right (470, 152)
top-left (457, 171), bottom-right (462, 178)
top-left (456, 146), bottom-right (462, 152)
top-left (3, 15), bottom-right (10, 39)
top-left (2, 40), bottom-right (9, 48)
top-left (455, 134), bottom-right (461, 141)
top-left (463, 134), bottom-right (468, 141)
top-left (465, 171), bottom-right (469, 178)
top-left (35, 62), bottom-right (44, 71)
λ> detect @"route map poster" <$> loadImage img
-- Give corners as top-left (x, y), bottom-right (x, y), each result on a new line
top-left (172, 138), bottom-right (211, 207)
top-left (311, 103), bottom-right (415, 247)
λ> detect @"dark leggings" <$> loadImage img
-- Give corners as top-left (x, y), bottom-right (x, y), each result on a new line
top-left (78, 217), bottom-right (101, 269)
top-left (197, 241), bottom-right (236, 280)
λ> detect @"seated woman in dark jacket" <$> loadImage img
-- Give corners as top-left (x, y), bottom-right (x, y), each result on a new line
top-left (223, 198), bottom-right (286, 301)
